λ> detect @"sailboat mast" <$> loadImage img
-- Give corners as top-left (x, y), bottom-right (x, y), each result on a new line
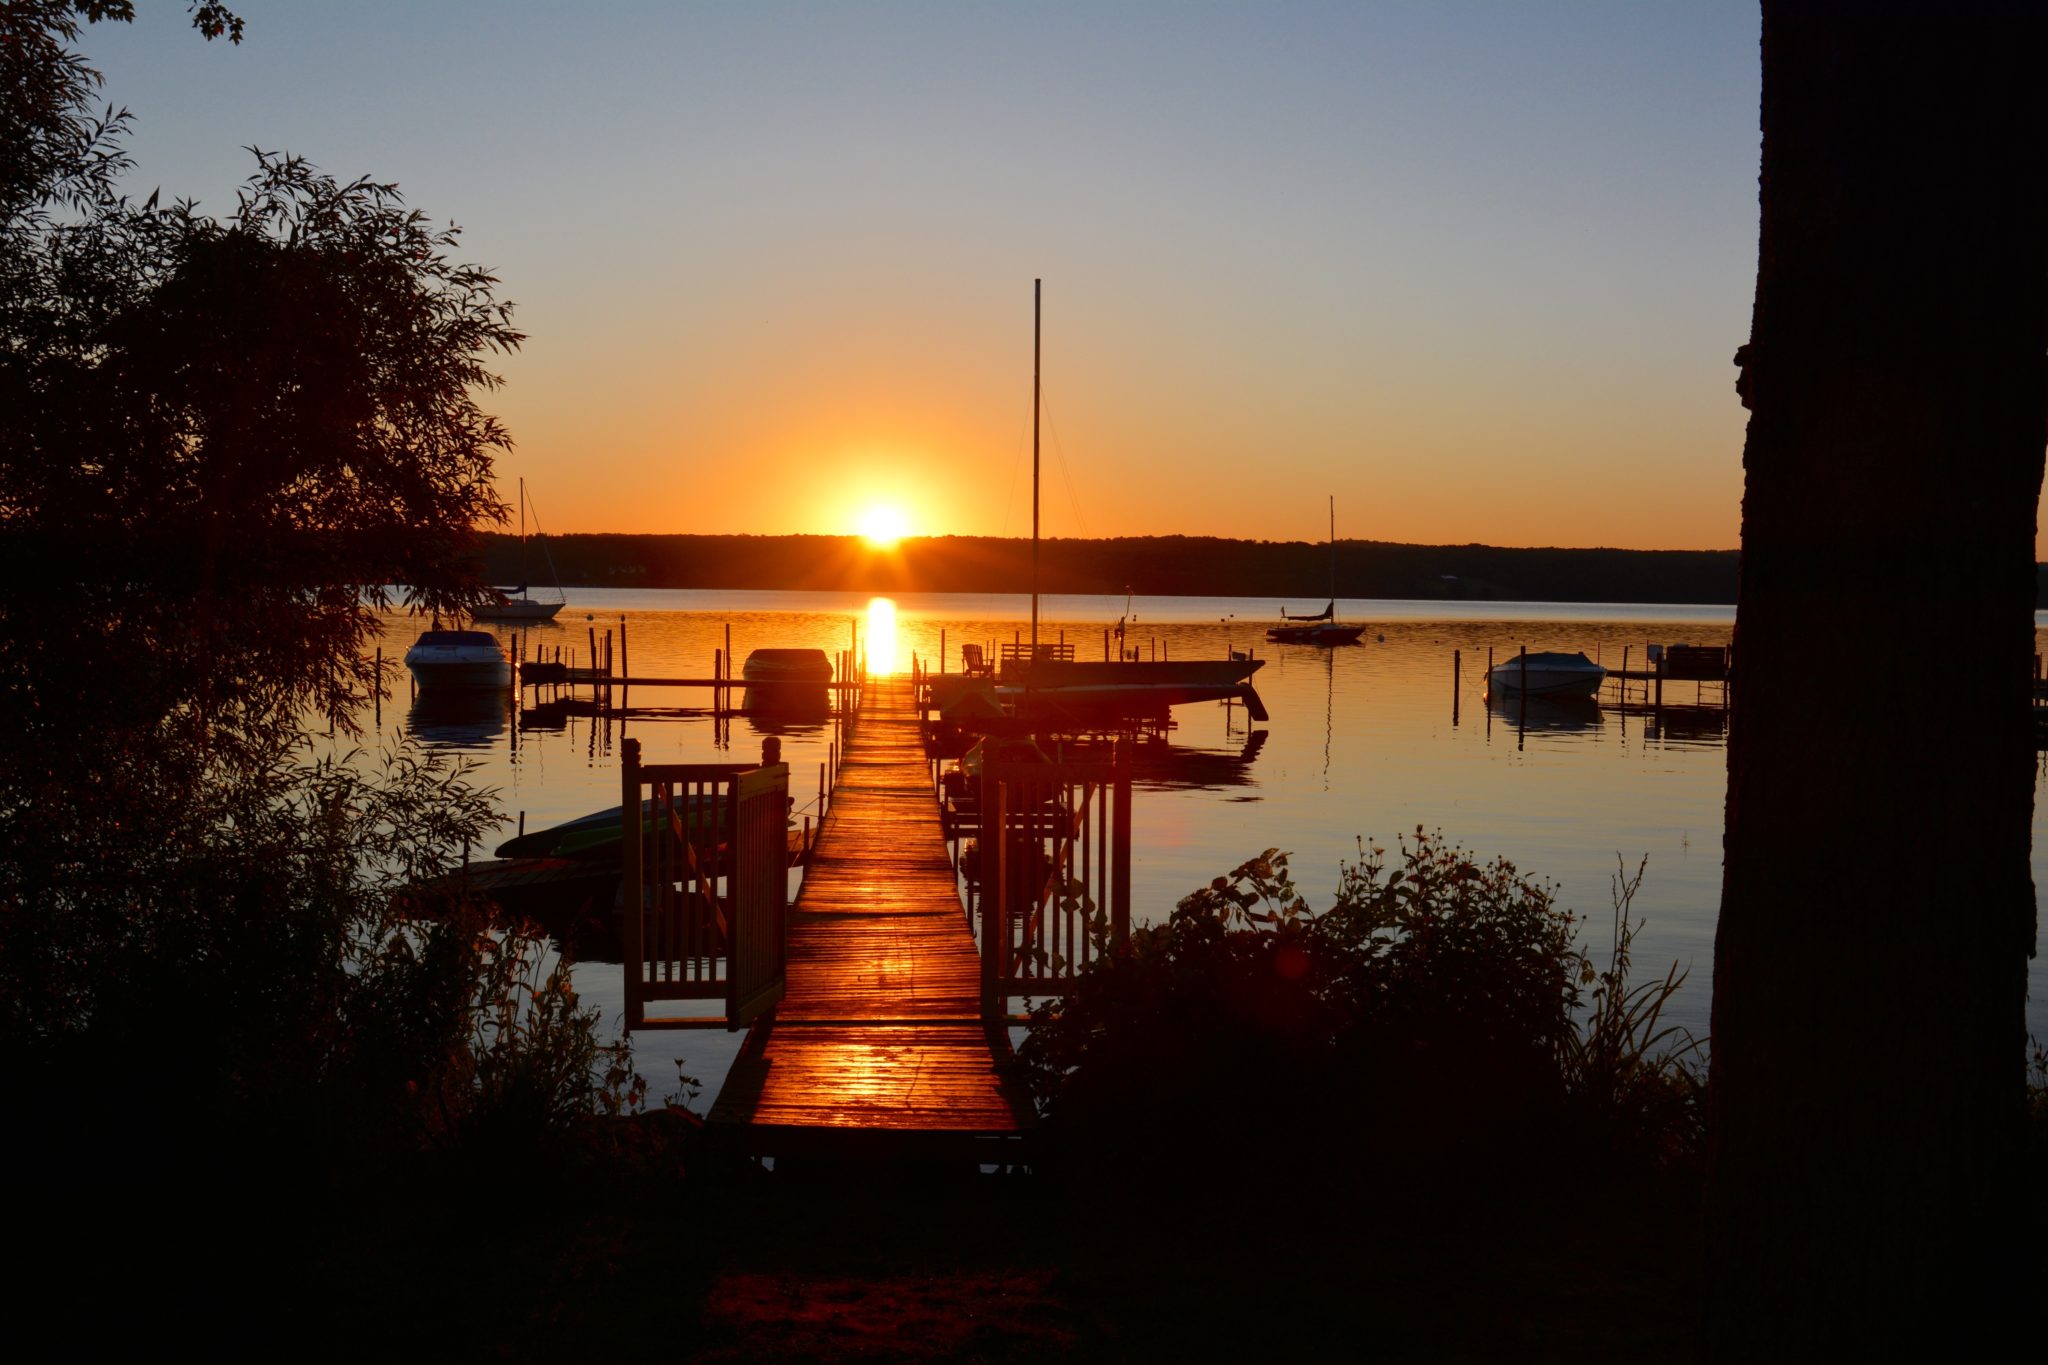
top-left (1328, 493), bottom-right (1336, 606)
top-left (1031, 278), bottom-right (1041, 656)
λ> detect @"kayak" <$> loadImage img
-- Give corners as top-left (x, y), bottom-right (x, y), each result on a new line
top-left (495, 794), bottom-right (727, 861)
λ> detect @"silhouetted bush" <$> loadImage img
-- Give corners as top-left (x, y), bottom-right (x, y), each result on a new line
top-left (1018, 830), bottom-right (1702, 1188)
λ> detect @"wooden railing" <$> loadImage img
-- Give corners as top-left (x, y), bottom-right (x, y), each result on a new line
top-left (620, 737), bottom-right (789, 1031)
top-left (975, 745), bottom-right (1133, 1017)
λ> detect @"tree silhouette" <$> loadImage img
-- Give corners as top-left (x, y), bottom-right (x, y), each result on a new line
top-left (1708, 2), bottom-right (2044, 1355)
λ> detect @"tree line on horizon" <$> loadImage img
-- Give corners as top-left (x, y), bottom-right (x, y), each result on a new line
top-left (484, 531), bottom-right (1759, 604)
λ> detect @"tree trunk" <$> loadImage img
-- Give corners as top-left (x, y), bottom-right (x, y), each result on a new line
top-left (1708, 2), bottom-right (2045, 1356)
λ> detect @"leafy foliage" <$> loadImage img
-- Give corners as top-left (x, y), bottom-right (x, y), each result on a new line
top-left (0, 5), bottom-right (630, 1181)
top-left (1018, 829), bottom-right (1703, 1182)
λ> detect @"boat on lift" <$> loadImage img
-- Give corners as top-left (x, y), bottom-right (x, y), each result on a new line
top-left (741, 648), bottom-right (833, 715)
top-left (997, 280), bottom-right (1267, 723)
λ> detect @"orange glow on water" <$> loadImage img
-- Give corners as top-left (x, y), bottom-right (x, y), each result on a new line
top-left (864, 597), bottom-right (900, 675)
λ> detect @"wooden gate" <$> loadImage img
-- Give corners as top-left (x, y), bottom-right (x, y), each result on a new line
top-left (977, 742), bottom-right (1132, 1017)
top-left (620, 737), bottom-right (789, 1030)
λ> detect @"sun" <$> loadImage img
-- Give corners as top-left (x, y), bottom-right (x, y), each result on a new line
top-left (856, 504), bottom-right (910, 550)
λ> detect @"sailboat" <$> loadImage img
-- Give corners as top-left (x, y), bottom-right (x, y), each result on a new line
top-left (993, 280), bottom-right (1267, 722)
top-left (1267, 496), bottom-right (1366, 645)
top-left (473, 478), bottom-right (567, 623)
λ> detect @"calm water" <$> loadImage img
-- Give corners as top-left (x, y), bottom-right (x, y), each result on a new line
top-left (369, 590), bottom-right (2048, 1099)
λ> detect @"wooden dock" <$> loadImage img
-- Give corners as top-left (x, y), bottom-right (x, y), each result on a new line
top-left (707, 673), bottom-right (1034, 1161)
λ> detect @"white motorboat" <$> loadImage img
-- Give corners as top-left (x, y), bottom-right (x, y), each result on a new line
top-left (404, 629), bottom-right (512, 690)
top-left (1486, 650), bottom-right (1606, 699)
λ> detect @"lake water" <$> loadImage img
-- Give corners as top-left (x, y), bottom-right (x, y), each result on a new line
top-left (371, 589), bottom-right (2048, 1100)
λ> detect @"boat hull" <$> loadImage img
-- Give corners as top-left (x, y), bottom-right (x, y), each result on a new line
top-left (997, 658), bottom-right (1265, 716)
top-left (405, 630), bottom-right (513, 690)
top-left (472, 596), bottom-right (564, 623)
top-left (1485, 652), bottom-right (1606, 699)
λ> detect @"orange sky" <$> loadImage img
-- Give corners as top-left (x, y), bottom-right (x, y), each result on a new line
top-left (96, 4), bottom-right (1945, 554)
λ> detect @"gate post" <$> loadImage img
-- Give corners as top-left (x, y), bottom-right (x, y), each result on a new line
top-left (621, 737), bottom-right (643, 1031)
top-left (1111, 738), bottom-right (1132, 952)
top-left (980, 769), bottom-right (1007, 1018)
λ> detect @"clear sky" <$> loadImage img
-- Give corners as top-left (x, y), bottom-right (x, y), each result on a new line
top-left (89, 1), bottom-right (1767, 549)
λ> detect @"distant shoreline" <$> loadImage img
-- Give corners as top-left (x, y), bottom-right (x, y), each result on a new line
top-left (484, 532), bottom-right (1749, 606)
top-left (483, 533), bottom-right (2048, 609)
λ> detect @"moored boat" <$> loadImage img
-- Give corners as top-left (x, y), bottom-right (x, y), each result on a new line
top-left (1485, 650), bottom-right (1606, 699)
top-left (998, 657), bottom-right (1268, 720)
top-left (1268, 496), bottom-right (1367, 646)
top-left (473, 478), bottom-right (567, 623)
top-left (741, 648), bottom-right (833, 715)
top-left (404, 629), bottom-right (512, 690)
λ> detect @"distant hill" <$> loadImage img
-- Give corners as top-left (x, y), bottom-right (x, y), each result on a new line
top-left (482, 532), bottom-right (1754, 604)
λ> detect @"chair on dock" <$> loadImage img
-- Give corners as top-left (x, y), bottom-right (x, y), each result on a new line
top-left (961, 642), bottom-right (993, 677)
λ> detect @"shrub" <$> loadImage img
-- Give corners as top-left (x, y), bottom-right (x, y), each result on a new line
top-left (1018, 828), bottom-right (1702, 1183)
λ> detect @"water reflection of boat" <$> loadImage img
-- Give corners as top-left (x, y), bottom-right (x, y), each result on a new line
top-left (406, 688), bottom-right (508, 748)
top-left (741, 648), bottom-right (833, 718)
top-left (941, 729), bottom-right (1266, 803)
top-left (404, 629), bottom-right (511, 690)
top-left (1484, 692), bottom-right (1602, 732)
top-left (1485, 650), bottom-right (1606, 699)
top-left (1129, 729), bottom-right (1268, 790)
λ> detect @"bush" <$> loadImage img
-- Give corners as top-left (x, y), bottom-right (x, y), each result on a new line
top-left (1017, 829), bottom-right (1702, 1183)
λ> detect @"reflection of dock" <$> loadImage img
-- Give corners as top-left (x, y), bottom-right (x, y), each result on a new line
top-left (706, 674), bottom-right (1032, 1161)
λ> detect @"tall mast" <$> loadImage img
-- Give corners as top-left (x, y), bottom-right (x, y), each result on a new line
top-left (1328, 493), bottom-right (1336, 606)
top-left (1031, 278), bottom-right (1041, 656)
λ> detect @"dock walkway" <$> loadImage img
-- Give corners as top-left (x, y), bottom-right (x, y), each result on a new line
top-left (708, 673), bottom-right (1032, 1159)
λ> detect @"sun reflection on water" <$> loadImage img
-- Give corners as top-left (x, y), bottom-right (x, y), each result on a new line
top-left (864, 597), bottom-right (900, 675)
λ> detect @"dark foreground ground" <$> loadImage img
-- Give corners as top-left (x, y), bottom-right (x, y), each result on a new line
top-left (28, 1120), bottom-right (1708, 1362)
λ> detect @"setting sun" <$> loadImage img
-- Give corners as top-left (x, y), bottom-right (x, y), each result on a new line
top-left (857, 504), bottom-right (910, 549)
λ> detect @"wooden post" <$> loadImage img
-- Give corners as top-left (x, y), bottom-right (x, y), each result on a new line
top-left (1518, 645), bottom-right (1528, 746)
top-left (1622, 646), bottom-right (1631, 705)
top-left (940, 628), bottom-right (947, 673)
top-left (373, 646), bottom-right (381, 726)
top-left (619, 614), bottom-right (629, 679)
top-left (621, 737), bottom-right (644, 1031)
top-left (588, 624), bottom-right (598, 680)
top-left (1111, 737), bottom-right (1132, 953)
top-left (981, 768), bottom-right (1007, 1018)
top-left (1452, 648), bottom-right (1460, 726)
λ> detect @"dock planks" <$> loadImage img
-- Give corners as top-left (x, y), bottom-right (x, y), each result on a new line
top-left (708, 674), bottom-right (1030, 1156)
